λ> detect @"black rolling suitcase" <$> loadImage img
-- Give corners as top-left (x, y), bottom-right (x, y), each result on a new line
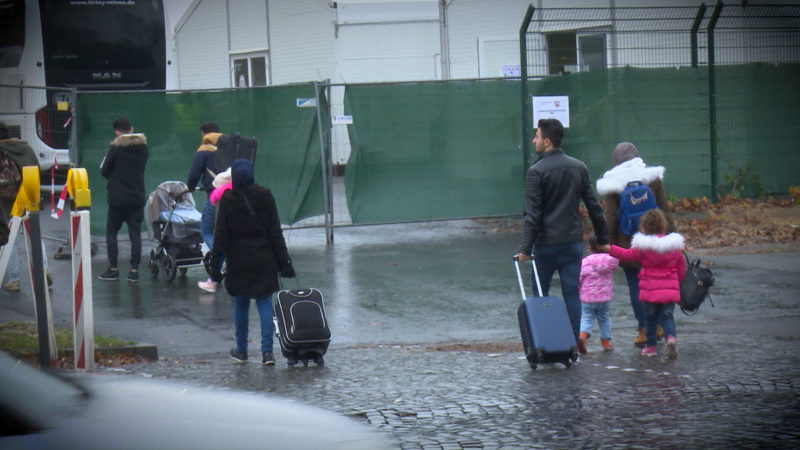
top-left (274, 278), bottom-right (331, 367)
top-left (214, 133), bottom-right (257, 173)
top-left (514, 256), bottom-right (578, 370)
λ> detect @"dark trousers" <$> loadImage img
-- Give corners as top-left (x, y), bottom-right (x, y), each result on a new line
top-left (532, 242), bottom-right (585, 340)
top-left (106, 206), bottom-right (143, 269)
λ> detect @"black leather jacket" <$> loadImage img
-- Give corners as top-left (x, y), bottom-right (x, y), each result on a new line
top-left (517, 148), bottom-right (608, 255)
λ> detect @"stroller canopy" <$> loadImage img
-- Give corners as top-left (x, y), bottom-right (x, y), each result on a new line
top-left (145, 181), bottom-right (202, 239)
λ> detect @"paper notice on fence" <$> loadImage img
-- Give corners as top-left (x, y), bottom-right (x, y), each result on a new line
top-left (532, 95), bottom-right (570, 128)
top-left (332, 115), bottom-right (353, 125)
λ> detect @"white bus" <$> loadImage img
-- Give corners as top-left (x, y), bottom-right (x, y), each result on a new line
top-left (0, 0), bottom-right (175, 186)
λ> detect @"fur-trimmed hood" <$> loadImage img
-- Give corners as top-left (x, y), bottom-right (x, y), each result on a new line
top-left (110, 133), bottom-right (147, 147)
top-left (630, 232), bottom-right (684, 254)
top-left (197, 132), bottom-right (222, 152)
top-left (596, 157), bottom-right (665, 196)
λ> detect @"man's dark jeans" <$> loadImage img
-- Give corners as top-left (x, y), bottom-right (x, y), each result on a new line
top-left (106, 206), bottom-right (143, 269)
top-left (532, 242), bottom-right (585, 340)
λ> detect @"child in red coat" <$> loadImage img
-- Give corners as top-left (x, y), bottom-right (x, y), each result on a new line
top-left (601, 209), bottom-right (685, 358)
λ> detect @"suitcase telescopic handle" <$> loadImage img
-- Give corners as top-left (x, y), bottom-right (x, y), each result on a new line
top-left (512, 255), bottom-right (544, 299)
top-left (277, 272), bottom-right (301, 290)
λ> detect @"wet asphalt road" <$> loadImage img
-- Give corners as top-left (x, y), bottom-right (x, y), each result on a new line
top-left (2, 214), bottom-right (799, 448)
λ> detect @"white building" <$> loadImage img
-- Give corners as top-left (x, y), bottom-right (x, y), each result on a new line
top-left (172, 0), bottom-right (770, 164)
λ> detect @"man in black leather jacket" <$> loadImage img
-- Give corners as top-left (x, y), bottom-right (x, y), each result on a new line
top-left (516, 118), bottom-right (608, 340)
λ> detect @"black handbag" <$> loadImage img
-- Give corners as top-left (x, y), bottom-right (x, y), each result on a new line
top-left (679, 253), bottom-right (715, 315)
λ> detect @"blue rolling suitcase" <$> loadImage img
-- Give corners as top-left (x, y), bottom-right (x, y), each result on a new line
top-left (514, 256), bottom-right (578, 370)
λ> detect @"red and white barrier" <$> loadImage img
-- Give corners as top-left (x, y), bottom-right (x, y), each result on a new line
top-left (70, 210), bottom-right (95, 370)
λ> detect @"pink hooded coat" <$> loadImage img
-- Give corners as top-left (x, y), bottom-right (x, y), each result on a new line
top-left (579, 253), bottom-right (620, 303)
top-left (609, 233), bottom-right (686, 304)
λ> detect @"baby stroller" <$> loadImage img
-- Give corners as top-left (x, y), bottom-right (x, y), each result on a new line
top-left (145, 181), bottom-right (205, 281)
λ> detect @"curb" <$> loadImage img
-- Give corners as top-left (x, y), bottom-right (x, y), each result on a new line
top-left (62, 343), bottom-right (159, 362)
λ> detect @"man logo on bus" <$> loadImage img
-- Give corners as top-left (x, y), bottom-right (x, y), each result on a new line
top-left (92, 72), bottom-right (123, 80)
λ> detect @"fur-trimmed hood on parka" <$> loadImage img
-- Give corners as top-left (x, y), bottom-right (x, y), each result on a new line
top-left (596, 157), bottom-right (665, 196)
top-left (110, 133), bottom-right (147, 147)
top-left (630, 232), bottom-right (684, 254)
top-left (197, 132), bottom-right (222, 152)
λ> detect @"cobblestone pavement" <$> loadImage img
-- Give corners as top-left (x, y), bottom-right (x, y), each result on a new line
top-left (3, 216), bottom-right (799, 448)
top-left (113, 320), bottom-right (800, 449)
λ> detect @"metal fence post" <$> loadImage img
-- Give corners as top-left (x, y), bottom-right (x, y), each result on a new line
top-left (313, 81), bottom-right (333, 244)
top-left (519, 4), bottom-right (535, 175)
top-left (707, 0), bottom-right (723, 201)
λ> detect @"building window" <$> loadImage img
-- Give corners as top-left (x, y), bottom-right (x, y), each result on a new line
top-left (231, 52), bottom-right (268, 87)
top-left (546, 32), bottom-right (577, 75)
top-left (546, 32), bottom-right (607, 74)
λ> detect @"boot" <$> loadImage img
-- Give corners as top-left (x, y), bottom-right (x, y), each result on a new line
top-left (577, 332), bottom-right (589, 354)
top-left (656, 325), bottom-right (664, 341)
top-left (633, 328), bottom-right (646, 348)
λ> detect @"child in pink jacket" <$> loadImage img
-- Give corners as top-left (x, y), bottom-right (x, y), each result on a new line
top-left (578, 236), bottom-right (620, 354)
top-left (197, 168), bottom-right (232, 293)
top-left (604, 209), bottom-right (685, 358)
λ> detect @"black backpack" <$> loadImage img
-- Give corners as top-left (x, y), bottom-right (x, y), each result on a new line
top-left (213, 133), bottom-right (257, 174)
top-left (0, 150), bottom-right (22, 202)
top-left (679, 254), bottom-right (715, 315)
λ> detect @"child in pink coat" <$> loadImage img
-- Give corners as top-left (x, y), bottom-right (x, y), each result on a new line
top-left (197, 168), bottom-right (232, 293)
top-left (578, 236), bottom-right (620, 354)
top-left (603, 209), bottom-right (685, 358)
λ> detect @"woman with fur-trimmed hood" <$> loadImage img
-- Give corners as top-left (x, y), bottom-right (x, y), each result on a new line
top-left (596, 142), bottom-right (673, 347)
top-left (605, 209), bottom-right (685, 359)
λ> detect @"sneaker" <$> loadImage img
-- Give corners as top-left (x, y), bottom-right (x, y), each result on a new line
top-left (262, 351), bottom-right (275, 366)
top-left (229, 348), bottom-right (248, 363)
top-left (577, 331), bottom-right (589, 354)
top-left (640, 345), bottom-right (657, 357)
top-left (127, 270), bottom-right (139, 282)
top-left (656, 325), bottom-right (665, 341)
top-left (2, 280), bottom-right (20, 292)
top-left (601, 339), bottom-right (614, 351)
top-left (98, 267), bottom-right (119, 281)
top-left (633, 328), bottom-right (646, 348)
top-left (666, 336), bottom-right (678, 359)
top-left (198, 278), bottom-right (218, 293)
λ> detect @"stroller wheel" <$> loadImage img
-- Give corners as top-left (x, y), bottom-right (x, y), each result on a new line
top-left (149, 250), bottom-right (159, 278)
top-left (163, 255), bottom-right (178, 281)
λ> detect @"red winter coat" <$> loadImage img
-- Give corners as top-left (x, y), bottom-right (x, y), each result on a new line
top-left (609, 233), bottom-right (686, 304)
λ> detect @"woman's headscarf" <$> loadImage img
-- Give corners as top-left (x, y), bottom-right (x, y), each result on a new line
top-left (231, 158), bottom-right (255, 191)
top-left (613, 142), bottom-right (641, 166)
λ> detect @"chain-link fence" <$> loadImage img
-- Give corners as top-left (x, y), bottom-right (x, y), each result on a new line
top-left (520, 3), bottom-right (800, 200)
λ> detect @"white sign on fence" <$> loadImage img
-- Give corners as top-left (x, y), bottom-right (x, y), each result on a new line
top-left (532, 95), bottom-right (570, 128)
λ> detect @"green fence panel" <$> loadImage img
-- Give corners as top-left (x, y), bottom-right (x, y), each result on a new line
top-left (344, 80), bottom-right (523, 224)
top-left (528, 66), bottom-right (711, 200)
top-left (76, 84), bottom-right (326, 234)
top-left (715, 63), bottom-right (800, 197)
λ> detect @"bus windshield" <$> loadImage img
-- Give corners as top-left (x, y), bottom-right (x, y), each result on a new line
top-left (39, 0), bottom-right (166, 89)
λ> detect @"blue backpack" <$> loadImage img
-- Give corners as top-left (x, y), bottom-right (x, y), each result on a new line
top-left (617, 181), bottom-right (658, 235)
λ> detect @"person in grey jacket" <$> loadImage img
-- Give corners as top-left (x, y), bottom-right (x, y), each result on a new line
top-left (99, 117), bottom-right (148, 282)
top-left (515, 118), bottom-right (608, 340)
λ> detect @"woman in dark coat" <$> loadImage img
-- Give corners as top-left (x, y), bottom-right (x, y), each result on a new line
top-left (209, 159), bottom-right (295, 365)
top-left (596, 142), bottom-right (672, 347)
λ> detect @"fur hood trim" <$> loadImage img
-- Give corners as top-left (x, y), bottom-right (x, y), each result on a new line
top-left (198, 132), bottom-right (222, 152)
top-left (111, 133), bottom-right (147, 147)
top-left (596, 157), bottom-right (665, 196)
top-left (631, 232), bottom-right (684, 253)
